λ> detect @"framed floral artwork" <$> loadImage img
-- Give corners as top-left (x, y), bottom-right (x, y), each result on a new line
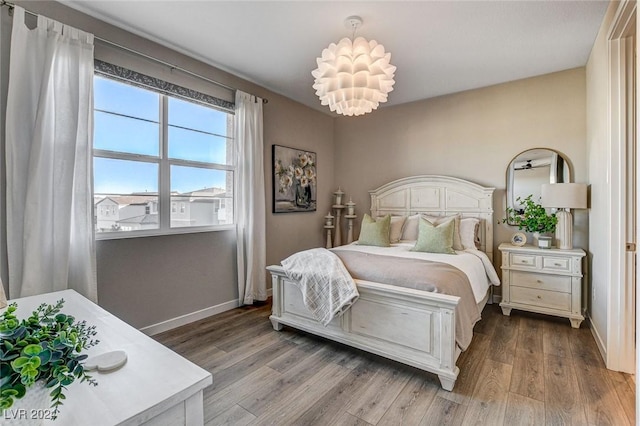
top-left (272, 145), bottom-right (317, 213)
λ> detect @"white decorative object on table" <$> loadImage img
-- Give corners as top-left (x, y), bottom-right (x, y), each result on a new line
top-left (541, 183), bottom-right (587, 250)
top-left (85, 350), bottom-right (128, 372)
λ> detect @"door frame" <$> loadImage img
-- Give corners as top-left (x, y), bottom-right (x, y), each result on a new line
top-left (607, 0), bottom-right (636, 374)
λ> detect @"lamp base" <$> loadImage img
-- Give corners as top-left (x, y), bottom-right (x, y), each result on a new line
top-left (555, 209), bottom-right (573, 249)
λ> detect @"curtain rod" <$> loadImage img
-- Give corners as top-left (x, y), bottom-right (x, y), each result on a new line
top-left (1, 0), bottom-right (268, 104)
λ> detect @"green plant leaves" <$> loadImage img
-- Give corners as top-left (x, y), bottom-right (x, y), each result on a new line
top-left (503, 194), bottom-right (558, 233)
top-left (0, 299), bottom-right (99, 419)
top-left (10, 356), bottom-right (30, 370)
top-left (22, 344), bottom-right (42, 356)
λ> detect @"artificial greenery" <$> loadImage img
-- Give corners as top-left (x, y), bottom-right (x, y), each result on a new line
top-left (0, 299), bottom-right (99, 419)
top-left (503, 194), bottom-right (558, 233)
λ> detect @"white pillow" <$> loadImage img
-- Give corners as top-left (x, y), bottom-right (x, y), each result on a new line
top-left (423, 214), bottom-right (462, 251)
top-left (388, 216), bottom-right (407, 243)
top-left (460, 218), bottom-right (480, 250)
top-left (400, 214), bottom-right (421, 240)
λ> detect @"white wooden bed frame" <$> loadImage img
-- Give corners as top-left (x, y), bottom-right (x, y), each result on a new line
top-left (267, 175), bottom-right (495, 390)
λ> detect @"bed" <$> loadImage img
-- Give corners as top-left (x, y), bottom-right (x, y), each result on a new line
top-left (267, 175), bottom-right (497, 391)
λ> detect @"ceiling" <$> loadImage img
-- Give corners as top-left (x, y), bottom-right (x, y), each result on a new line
top-left (62, 1), bottom-right (609, 115)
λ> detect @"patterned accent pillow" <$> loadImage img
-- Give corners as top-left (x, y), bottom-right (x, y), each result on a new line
top-left (358, 214), bottom-right (391, 247)
top-left (411, 217), bottom-right (456, 254)
top-left (422, 214), bottom-right (462, 251)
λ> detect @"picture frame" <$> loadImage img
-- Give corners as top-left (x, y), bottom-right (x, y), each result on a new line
top-left (511, 232), bottom-right (527, 247)
top-left (272, 145), bottom-right (317, 213)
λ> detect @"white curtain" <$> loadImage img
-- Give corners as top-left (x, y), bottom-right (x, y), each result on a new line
top-left (235, 91), bottom-right (267, 305)
top-left (5, 7), bottom-right (97, 301)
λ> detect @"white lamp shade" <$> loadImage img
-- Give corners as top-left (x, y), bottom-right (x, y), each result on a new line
top-left (541, 183), bottom-right (587, 209)
top-left (312, 37), bottom-right (396, 117)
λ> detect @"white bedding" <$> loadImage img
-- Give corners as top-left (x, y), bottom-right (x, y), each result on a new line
top-left (332, 242), bottom-right (500, 303)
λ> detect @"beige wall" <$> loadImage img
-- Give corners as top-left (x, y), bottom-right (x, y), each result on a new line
top-left (334, 67), bottom-right (588, 265)
top-left (263, 95), bottom-right (334, 268)
top-left (2, 1), bottom-right (334, 329)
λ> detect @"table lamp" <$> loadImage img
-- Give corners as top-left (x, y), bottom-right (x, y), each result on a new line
top-left (541, 183), bottom-right (587, 249)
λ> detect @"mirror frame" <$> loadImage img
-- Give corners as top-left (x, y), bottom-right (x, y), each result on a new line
top-left (505, 148), bottom-right (572, 225)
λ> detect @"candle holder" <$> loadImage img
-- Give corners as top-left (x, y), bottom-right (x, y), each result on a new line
top-left (324, 211), bottom-right (335, 249)
top-left (334, 188), bottom-right (345, 206)
top-left (332, 204), bottom-right (345, 247)
top-left (344, 198), bottom-right (356, 244)
top-left (346, 199), bottom-right (355, 216)
top-left (324, 212), bottom-right (334, 227)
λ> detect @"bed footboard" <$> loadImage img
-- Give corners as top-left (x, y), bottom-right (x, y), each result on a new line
top-left (267, 265), bottom-right (461, 391)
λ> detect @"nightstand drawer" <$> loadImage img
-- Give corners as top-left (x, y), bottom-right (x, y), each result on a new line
top-left (511, 271), bottom-right (571, 293)
top-left (511, 253), bottom-right (537, 268)
top-left (543, 256), bottom-right (570, 272)
top-left (511, 286), bottom-right (571, 311)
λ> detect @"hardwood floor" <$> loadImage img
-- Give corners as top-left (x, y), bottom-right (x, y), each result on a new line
top-left (154, 302), bottom-right (635, 425)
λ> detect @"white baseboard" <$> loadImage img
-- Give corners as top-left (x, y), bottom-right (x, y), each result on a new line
top-left (140, 288), bottom-right (273, 336)
top-left (140, 298), bottom-right (239, 336)
top-left (586, 312), bottom-right (607, 364)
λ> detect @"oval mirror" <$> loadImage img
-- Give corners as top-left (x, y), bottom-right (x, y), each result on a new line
top-left (506, 148), bottom-right (572, 224)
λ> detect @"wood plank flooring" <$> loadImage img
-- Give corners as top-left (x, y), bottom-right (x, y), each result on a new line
top-left (154, 302), bottom-right (635, 426)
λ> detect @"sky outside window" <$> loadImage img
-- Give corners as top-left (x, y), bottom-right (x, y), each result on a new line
top-left (93, 76), bottom-right (231, 195)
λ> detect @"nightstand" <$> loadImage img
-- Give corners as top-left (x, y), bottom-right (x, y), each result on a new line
top-left (498, 243), bottom-right (586, 328)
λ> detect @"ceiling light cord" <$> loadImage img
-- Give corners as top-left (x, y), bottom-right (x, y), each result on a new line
top-left (345, 16), bottom-right (363, 41)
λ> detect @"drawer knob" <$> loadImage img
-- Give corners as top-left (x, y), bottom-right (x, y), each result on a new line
top-left (554, 263), bottom-right (562, 267)
top-left (536, 280), bottom-right (542, 283)
top-left (537, 295), bottom-right (542, 299)
top-left (521, 260), bottom-right (527, 263)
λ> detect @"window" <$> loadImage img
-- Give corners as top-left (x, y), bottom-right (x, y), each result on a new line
top-left (93, 75), bottom-right (234, 237)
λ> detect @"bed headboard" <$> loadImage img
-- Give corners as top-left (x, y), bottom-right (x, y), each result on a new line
top-left (369, 175), bottom-right (495, 261)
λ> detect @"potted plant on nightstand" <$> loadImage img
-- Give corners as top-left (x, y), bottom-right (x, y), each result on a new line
top-left (504, 194), bottom-right (558, 248)
top-left (0, 299), bottom-right (99, 421)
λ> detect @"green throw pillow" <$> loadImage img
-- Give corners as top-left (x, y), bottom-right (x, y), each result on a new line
top-left (411, 217), bottom-right (456, 254)
top-left (357, 214), bottom-right (391, 247)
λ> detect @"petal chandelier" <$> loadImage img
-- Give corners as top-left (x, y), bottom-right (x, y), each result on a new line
top-left (311, 16), bottom-right (396, 117)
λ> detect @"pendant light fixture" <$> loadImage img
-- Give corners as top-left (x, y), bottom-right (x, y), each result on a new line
top-left (311, 16), bottom-right (396, 117)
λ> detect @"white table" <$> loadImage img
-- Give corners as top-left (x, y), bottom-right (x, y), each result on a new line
top-left (498, 243), bottom-right (586, 328)
top-left (3, 290), bottom-right (212, 425)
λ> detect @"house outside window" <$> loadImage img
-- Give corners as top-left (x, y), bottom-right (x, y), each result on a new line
top-left (93, 73), bottom-right (235, 238)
